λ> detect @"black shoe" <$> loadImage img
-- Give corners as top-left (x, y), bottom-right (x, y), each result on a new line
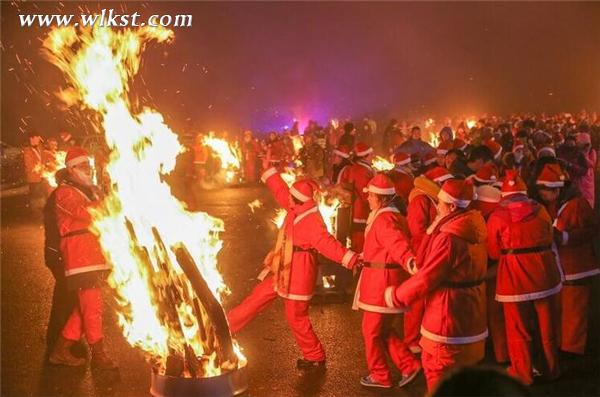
top-left (296, 358), bottom-right (326, 370)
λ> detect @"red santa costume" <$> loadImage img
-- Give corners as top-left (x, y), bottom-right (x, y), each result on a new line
top-left (404, 166), bottom-right (452, 352)
top-left (354, 174), bottom-right (420, 389)
top-left (468, 163), bottom-right (508, 363)
top-left (50, 147), bottom-right (114, 369)
top-left (452, 138), bottom-right (468, 153)
top-left (385, 179), bottom-right (488, 391)
top-left (420, 151), bottom-right (438, 174)
top-left (227, 168), bottom-right (358, 367)
top-left (487, 170), bottom-right (562, 385)
top-left (536, 164), bottom-right (599, 355)
top-left (483, 138), bottom-right (503, 163)
top-left (337, 142), bottom-right (375, 251)
top-left (387, 152), bottom-right (414, 204)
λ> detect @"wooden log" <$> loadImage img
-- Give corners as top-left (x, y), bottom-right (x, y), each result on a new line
top-left (174, 245), bottom-right (238, 368)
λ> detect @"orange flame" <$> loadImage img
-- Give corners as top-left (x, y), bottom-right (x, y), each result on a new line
top-left (43, 25), bottom-right (244, 377)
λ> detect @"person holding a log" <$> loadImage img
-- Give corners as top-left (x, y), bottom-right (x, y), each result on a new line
top-left (227, 167), bottom-right (360, 370)
top-left (47, 147), bottom-right (117, 370)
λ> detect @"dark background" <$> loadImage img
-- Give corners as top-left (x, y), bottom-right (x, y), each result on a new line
top-left (2, 1), bottom-right (599, 145)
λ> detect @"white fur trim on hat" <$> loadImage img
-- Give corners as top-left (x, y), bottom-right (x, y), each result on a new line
top-left (438, 188), bottom-right (472, 208)
top-left (395, 157), bottom-right (411, 166)
top-left (355, 147), bottom-right (373, 157)
top-left (436, 149), bottom-right (448, 155)
top-left (500, 191), bottom-right (527, 197)
top-left (290, 186), bottom-right (312, 202)
top-left (66, 155), bottom-right (89, 167)
top-left (363, 185), bottom-right (396, 195)
top-left (536, 180), bottom-right (565, 188)
top-left (333, 149), bottom-right (350, 159)
top-left (433, 174), bottom-right (453, 183)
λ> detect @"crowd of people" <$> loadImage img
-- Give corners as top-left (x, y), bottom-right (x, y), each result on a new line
top-left (24, 110), bottom-right (599, 394)
top-left (223, 111), bottom-right (599, 392)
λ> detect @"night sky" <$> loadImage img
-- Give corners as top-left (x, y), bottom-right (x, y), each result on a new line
top-left (2, 1), bottom-right (599, 145)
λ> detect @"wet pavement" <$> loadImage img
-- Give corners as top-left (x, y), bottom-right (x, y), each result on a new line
top-left (2, 184), bottom-right (599, 396)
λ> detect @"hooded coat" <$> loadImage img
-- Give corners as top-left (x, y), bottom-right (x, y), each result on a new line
top-left (387, 209), bottom-right (489, 344)
top-left (487, 195), bottom-right (562, 302)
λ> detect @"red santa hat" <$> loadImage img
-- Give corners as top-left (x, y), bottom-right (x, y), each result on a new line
top-left (500, 169), bottom-right (528, 197)
top-left (468, 163), bottom-right (499, 184)
top-left (65, 146), bottom-right (90, 167)
top-left (512, 142), bottom-right (525, 152)
top-left (483, 138), bottom-right (502, 160)
top-left (290, 179), bottom-right (318, 202)
top-left (424, 167), bottom-right (454, 184)
top-left (537, 145), bottom-right (556, 158)
top-left (436, 140), bottom-right (453, 155)
top-left (354, 142), bottom-right (373, 157)
top-left (333, 145), bottom-right (351, 159)
top-left (536, 163), bottom-right (568, 188)
top-left (422, 151), bottom-right (437, 166)
top-left (438, 179), bottom-right (474, 208)
top-left (393, 152), bottom-right (411, 166)
top-left (363, 173), bottom-right (396, 195)
top-left (452, 138), bottom-right (468, 152)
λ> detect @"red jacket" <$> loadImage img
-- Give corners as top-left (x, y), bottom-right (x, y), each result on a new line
top-left (353, 206), bottom-right (414, 314)
top-left (337, 160), bottom-right (374, 224)
top-left (549, 197), bottom-right (599, 281)
top-left (388, 168), bottom-right (414, 204)
top-left (487, 195), bottom-right (562, 302)
top-left (407, 189), bottom-right (437, 252)
top-left (261, 168), bottom-right (357, 300)
top-left (54, 180), bottom-right (109, 282)
top-left (386, 209), bottom-right (488, 344)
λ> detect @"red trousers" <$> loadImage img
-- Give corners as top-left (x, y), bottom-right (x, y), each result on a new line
top-left (227, 276), bottom-right (325, 361)
top-left (361, 311), bottom-right (420, 386)
top-left (403, 298), bottom-right (424, 351)
top-left (503, 295), bottom-right (560, 385)
top-left (487, 278), bottom-right (509, 362)
top-left (560, 283), bottom-right (591, 355)
top-left (420, 337), bottom-right (485, 391)
top-left (61, 287), bottom-right (103, 345)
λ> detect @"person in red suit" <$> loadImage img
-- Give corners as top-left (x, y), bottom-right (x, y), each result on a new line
top-left (48, 147), bottom-right (116, 370)
top-left (403, 166), bottom-right (453, 353)
top-left (533, 163), bottom-right (599, 356)
top-left (384, 179), bottom-right (488, 391)
top-left (487, 170), bottom-right (562, 385)
top-left (387, 152), bottom-right (414, 205)
top-left (337, 142), bottom-right (375, 252)
top-left (354, 174), bottom-right (421, 389)
top-left (241, 130), bottom-right (260, 183)
top-left (227, 167), bottom-right (358, 369)
top-left (468, 163), bottom-right (507, 364)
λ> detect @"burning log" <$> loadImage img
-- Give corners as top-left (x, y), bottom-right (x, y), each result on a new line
top-left (174, 245), bottom-right (238, 369)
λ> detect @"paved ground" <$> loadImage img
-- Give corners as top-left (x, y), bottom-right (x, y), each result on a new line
top-left (2, 184), bottom-right (599, 397)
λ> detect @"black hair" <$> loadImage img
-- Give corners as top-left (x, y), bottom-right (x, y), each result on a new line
top-left (467, 145), bottom-right (494, 164)
top-left (411, 126), bottom-right (421, 132)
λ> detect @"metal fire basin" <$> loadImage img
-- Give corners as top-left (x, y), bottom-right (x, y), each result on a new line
top-left (150, 365), bottom-right (248, 397)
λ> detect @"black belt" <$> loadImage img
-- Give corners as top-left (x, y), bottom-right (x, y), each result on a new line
top-left (441, 279), bottom-right (485, 289)
top-left (501, 245), bottom-right (551, 255)
top-left (61, 229), bottom-right (91, 238)
top-left (352, 222), bottom-right (367, 231)
top-left (293, 246), bottom-right (317, 254)
top-left (363, 262), bottom-right (400, 269)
